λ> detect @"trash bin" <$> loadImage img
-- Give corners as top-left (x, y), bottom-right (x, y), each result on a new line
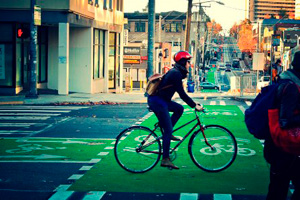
top-left (187, 81), bottom-right (195, 93)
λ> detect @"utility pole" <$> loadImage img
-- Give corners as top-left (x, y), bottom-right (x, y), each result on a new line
top-left (147, 0), bottom-right (155, 79)
top-left (26, 0), bottom-right (39, 98)
top-left (185, 0), bottom-right (193, 51)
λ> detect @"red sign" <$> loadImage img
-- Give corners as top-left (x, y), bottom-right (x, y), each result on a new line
top-left (141, 56), bottom-right (148, 60)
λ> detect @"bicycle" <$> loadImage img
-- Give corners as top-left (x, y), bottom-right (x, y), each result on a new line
top-left (114, 109), bottom-right (237, 173)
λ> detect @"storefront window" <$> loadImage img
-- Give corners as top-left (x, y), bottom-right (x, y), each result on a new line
top-left (0, 24), bottom-right (13, 87)
top-left (93, 29), bottom-right (105, 79)
top-left (109, 32), bottom-right (116, 89)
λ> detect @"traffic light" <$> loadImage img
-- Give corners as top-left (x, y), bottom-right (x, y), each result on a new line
top-left (17, 28), bottom-right (30, 39)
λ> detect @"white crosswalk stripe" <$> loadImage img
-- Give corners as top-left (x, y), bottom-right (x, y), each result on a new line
top-left (0, 105), bottom-right (87, 136)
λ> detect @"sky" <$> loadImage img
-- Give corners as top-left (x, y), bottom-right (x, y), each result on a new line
top-left (124, 0), bottom-right (247, 32)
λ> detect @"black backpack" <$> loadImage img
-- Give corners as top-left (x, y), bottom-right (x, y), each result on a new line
top-left (245, 80), bottom-right (289, 139)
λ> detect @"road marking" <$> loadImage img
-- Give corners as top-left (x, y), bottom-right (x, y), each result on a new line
top-left (68, 174), bottom-right (83, 180)
top-left (98, 152), bottom-right (109, 156)
top-left (0, 154), bottom-right (66, 160)
top-left (80, 166), bottom-right (93, 171)
top-left (245, 101), bottom-right (252, 106)
top-left (49, 185), bottom-right (73, 200)
top-left (0, 110), bottom-right (71, 113)
top-left (220, 100), bottom-right (226, 105)
top-left (214, 194), bottom-right (232, 200)
top-left (210, 101), bottom-right (216, 105)
top-left (0, 123), bottom-right (37, 127)
top-left (0, 160), bottom-right (97, 163)
top-left (0, 130), bottom-right (33, 134)
top-left (0, 113), bottom-right (61, 116)
top-left (238, 105), bottom-right (245, 114)
top-left (180, 193), bottom-right (198, 200)
top-left (83, 191), bottom-right (106, 200)
top-left (0, 106), bottom-right (88, 110)
top-left (104, 146), bottom-right (114, 150)
top-left (0, 116), bottom-right (50, 120)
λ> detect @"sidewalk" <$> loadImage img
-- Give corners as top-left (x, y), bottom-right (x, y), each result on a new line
top-left (0, 91), bottom-right (256, 105)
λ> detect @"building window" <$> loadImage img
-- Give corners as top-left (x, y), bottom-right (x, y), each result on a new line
top-left (135, 21), bottom-right (146, 32)
top-left (93, 29), bottom-right (105, 79)
top-left (0, 23), bottom-right (13, 87)
top-left (165, 22), bottom-right (182, 33)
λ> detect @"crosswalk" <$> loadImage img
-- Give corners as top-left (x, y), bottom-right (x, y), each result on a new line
top-left (0, 105), bottom-right (87, 137)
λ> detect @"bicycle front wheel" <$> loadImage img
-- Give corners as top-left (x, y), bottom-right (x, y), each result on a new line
top-left (188, 125), bottom-right (237, 172)
top-left (114, 126), bottom-right (161, 173)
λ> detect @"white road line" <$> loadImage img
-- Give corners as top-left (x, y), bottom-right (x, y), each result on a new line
top-left (245, 101), bottom-right (252, 106)
top-left (0, 106), bottom-right (87, 110)
top-left (49, 185), bottom-right (73, 200)
top-left (83, 191), bottom-right (106, 200)
top-left (0, 116), bottom-right (50, 120)
top-left (0, 130), bottom-right (33, 134)
top-left (68, 174), bottom-right (83, 180)
top-left (98, 152), bottom-right (109, 156)
top-left (0, 113), bottom-right (60, 116)
top-left (238, 105), bottom-right (245, 114)
top-left (180, 193), bottom-right (198, 200)
top-left (80, 166), bottom-right (93, 171)
top-left (0, 160), bottom-right (97, 163)
top-left (0, 110), bottom-right (70, 113)
top-left (0, 123), bottom-right (36, 127)
top-left (214, 194), bottom-right (232, 200)
top-left (220, 100), bottom-right (226, 105)
top-left (210, 101), bottom-right (216, 105)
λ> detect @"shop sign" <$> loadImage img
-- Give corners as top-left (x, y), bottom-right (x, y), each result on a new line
top-left (123, 55), bottom-right (140, 60)
top-left (124, 47), bottom-right (140, 55)
top-left (124, 59), bottom-right (140, 64)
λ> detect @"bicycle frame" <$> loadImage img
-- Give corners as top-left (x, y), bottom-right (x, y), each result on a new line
top-left (137, 110), bottom-right (214, 154)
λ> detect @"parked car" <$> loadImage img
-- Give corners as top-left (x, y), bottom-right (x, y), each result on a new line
top-left (232, 59), bottom-right (240, 68)
top-left (225, 67), bottom-right (231, 72)
top-left (200, 82), bottom-right (219, 90)
top-left (257, 76), bottom-right (270, 90)
top-left (243, 68), bottom-right (251, 73)
top-left (217, 62), bottom-right (226, 70)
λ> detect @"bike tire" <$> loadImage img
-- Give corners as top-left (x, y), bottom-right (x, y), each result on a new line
top-left (114, 126), bottom-right (161, 173)
top-left (188, 125), bottom-right (237, 172)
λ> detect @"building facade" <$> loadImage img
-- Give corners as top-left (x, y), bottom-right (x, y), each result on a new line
top-left (0, 0), bottom-right (124, 95)
top-left (249, 0), bottom-right (295, 22)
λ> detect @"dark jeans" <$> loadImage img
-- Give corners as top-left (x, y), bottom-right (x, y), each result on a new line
top-left (147, 96), bottom-right (184, 159)
top-left (266, 157), bottom-right (300, 200)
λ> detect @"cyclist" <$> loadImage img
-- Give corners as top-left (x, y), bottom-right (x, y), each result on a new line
top-left (147, 51), bottom-right (204, 169)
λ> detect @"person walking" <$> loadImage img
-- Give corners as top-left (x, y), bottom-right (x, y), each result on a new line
top-left (264, 51), bottom-right (300, 200)
top-left (147, 51), bottom-right (203, 169)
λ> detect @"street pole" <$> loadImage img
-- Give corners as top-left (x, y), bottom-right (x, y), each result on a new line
top-left (26, 0), bottom-right (38, 98)
top-left (185, 0), bottom-right (193, 51)
top-left (147, 0), bottom-right (155, 79)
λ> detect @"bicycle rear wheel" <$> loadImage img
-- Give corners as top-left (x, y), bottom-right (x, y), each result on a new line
top-left (114, 126), bottom-right (161, 173)
top-left (188, 125), bottom-right (237, 172)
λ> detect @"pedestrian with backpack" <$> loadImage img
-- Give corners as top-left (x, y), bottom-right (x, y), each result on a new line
top-left (147, 51), bottom-right (204, 169)
top-left (264, 51), bottom-right (300, 200)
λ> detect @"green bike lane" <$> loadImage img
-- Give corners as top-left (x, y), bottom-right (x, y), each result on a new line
top-left (0, 105), bottom-right (270, 198)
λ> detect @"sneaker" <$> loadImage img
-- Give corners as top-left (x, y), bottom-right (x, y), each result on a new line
top-left (161, 158), bottom-right (179, 169)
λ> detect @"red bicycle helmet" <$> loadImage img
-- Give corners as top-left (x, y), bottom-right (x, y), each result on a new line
top-left (173, 51), bottom-right (192, 63)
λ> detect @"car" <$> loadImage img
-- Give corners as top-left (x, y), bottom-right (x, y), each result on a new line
top-left (225, 67), bottom-right (231, 72)
top-left (217, 62), bottom-right (226, 70)
top-left (200, 82), bottom-right (219, 90)
top-left (243, 68), bottom-right (251, 73)
top-left (232, 59), bottom-right (240, 68)
top-left (257, 76), bottom-right (270, 90)
top-left (225, 62), bottom-right (231, 68)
